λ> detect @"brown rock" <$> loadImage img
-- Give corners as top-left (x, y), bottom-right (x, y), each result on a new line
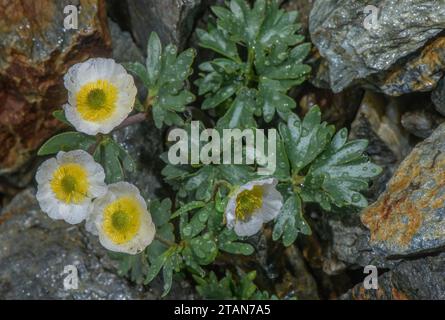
top-left (0, 0), bottom-right (111, 175)
top-left (362, 121), bottom-right (445, 257)
top-left (375, 36), bottom-right (445, 96)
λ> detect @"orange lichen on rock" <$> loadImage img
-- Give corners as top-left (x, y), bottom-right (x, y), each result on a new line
top-left (391, 287), bottom-right (410, 300)
top-left (362, 128), bottom-right (445, 254)
top-left (380, 37), bottom-right (445, 95)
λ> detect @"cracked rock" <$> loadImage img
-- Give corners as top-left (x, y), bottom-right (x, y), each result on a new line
top-left (309, 0), bottom-right (445, 95)
top-left (362, 122), bottom-right (445, 257)
top-left (342, 253), bottom-right (445, 300)
top-left (127, 0), bottom-right (204, 49)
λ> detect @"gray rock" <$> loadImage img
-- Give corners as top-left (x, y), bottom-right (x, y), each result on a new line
top-left (0, 189), bottom-right (191, 299)
top-left (109, 17), bottom-right (164, 201)
top-left (109, 19), bottom-right (144, 64)
top-left (350, 91), bottom-right (411, 200)
top-left (342, 252), bottom-right (445, 300)
top-left (328, 216), bottom-right (394, 269)
top-left (127, 0), bottom-right (204, 49)
top-left (362, 121), bottom-right (445, 257)
top-left (432, 77), bottom-right (445, 116)
top-left (112, 123), bottom-right (164, 200)
top-left (309, 0), bottom-right (445, 94)
top-left (401, 109), bottom-right (444, 139)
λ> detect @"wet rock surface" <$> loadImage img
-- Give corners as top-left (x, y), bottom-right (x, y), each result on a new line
top-left (309, 0), bottom-right (445, 95)
top-left (0, 0), bottom-right (111, 175)
top-left (350, 91), bottom-right (411, 199)
top-left (432, 77), bottom-right (445, 116)
top-left (362, 122), bottom-right (445, 257)
top-left (401, 108), bottom-right (444, 139)
top-left (126, 0), bottom-right (204, 48)
top-left (342, 253), bottom-right (445, 300)
top-left (0, 188), bottom-right (193, 299)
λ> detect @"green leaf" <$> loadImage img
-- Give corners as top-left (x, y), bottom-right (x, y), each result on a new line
top-left (37, 132), bottom-right (96, 156)
top-left (272, 134), bottom-right (291, 180)
top-left (148, 223), bottom-right (175, 262)
top-left (109, 139), bottom-right (137, 173)
top-left (145, 249), bottom-right (171, 285)
top-left (170, 201), bottom-right (207, 220)
top-left (202, 83), bottom-right (239, 110)
top-left (262, 62), bottom-right (311, 80)
top-left (183, 247), bottom-right (206, 276)
top-left (196, 28), bottom-right (240, 62)
top-left (189, 233), bottom-right (218, 265)
top-left (124, 62), bottom-right (150, 87)
top-left (257, 78), bottom-right (296, 122)
top-left (180, 205), bottom-right (212, 240)
top-left (149, 44), bottom-right (196, 129)
top-left (150, 198), bottom-right (173, 227)
top-left (216, 88), bottom-right (257, 129)
top-left (129, 32), bottom-right (195, 129)
top-left (279, 106), bottom-right (335, 173)
top-left (184, 166), bottom-right (218, 201)
top-left (110, 251), bottom-right (149, 284)
top-left (237, 271), bottom-right (258, 299)
top-left (198, 0), bottom-right (311, 124)
top-left (52, 110), bottom-right (71, 126)
top-left (194, 270), bottom-right (270, 300)
top-left (162, 257), bottom-right (174, 297)
top-left (273, 193), bottom-right (311, 247)
top-left (217, 229), bottom-right (254, 255)
top-left (301, 128), bottom-right (382, 209)
top-left (161, 164), bottom-right (189, 180)
top-left (100, 141), bottom-right (124, 183)
top-left (146, 32), bottom-right (162, 86)
top-left (258, 1), bottom-right (299, 47)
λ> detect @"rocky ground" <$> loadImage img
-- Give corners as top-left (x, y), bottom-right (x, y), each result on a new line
top-left (1, 0), bottom-right (445, 299)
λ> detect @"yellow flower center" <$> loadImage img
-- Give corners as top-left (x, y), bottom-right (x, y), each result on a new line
top-left (102, 196), bottom-right (142, 244)
top-left (76, 79), bottom-right (118, 122)
top-left (235, 185), bottom-right (263, 221)
top-left (50, 163), bottom-right (89, 204)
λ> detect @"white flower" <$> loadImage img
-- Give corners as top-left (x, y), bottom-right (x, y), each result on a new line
top-left (87, 182), bottom-right (156, 254)
top-left (36, 150), bottom-right (107, 224)
top-left (63, 58), bottom-right (137, 135)
top-left (225, 178), bottom-right (283, 237)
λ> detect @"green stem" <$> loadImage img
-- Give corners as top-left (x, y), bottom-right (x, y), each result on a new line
top-left (244, 47), bottom-right (256, 87)
top-left (155, 234), bottom-right (176, 247)
top-left (113, 112), bottom-right (147, 132)
top-left (211, 180), bottom-right (233, 201)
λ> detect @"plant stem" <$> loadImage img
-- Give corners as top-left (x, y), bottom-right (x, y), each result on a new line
top-left (155, 234), bottom-right (176, 247)
top-left (245, 47), bottom-right (255, 87)
top-left (113, 112), bottom-right (147, 132)
top-left (211, 180), bottom-right (233, 201)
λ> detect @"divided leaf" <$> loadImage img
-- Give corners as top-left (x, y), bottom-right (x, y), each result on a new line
top-left (301, 128), bottom-right (382, 210)
top-left (279, 106), bottom-right (335, 174)
top-left (272, 193), bottom-right (311, 247)
top-left (197, 0), bottom-right (311, 124)
top-left (126, 32), bottom-right (196, 129)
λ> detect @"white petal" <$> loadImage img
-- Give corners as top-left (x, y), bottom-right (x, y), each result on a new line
top-left (36, 150), bottom-right (106, 225)
top-left (224, 178), bottom-right (283, 237)
top-left (92, 182), bottom-right (156, 254)
top-left (62, 58), bottom-right (136, 135)
top-left (234, 215), bottom-right (263, 237)
top-left (58, 201), bottom-right (92, 224)
top-left (35, 158), bottom-right (58, 184)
